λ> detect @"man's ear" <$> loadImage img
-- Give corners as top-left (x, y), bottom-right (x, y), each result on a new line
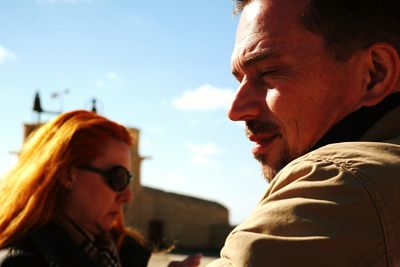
top-left (362, 43), bottom-right (400, 107)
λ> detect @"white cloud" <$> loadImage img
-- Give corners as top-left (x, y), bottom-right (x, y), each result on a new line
top-left (185, 142), bottom-right (220, 166)
top-left (96, 72), bottom-right (124, 89)
top-left (36, 0), bottom-right (93, 4)
top-left (173, 84), bottom-right (235, 112)
top-left (0, 46), bottom-right (16, 64)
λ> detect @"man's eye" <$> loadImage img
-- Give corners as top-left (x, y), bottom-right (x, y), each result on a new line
top-left (261, 70), bottom-right (277, 77)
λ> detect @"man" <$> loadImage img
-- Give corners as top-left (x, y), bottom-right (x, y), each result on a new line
top-left (208, 0), bottom-right (400, 266)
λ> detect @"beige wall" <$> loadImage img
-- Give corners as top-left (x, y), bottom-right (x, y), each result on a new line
top-left (125, 127), bottom-right (230, 250)
top-left (125, 186), bottom-right (230, 250)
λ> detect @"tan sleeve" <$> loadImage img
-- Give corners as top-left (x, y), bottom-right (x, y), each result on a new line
top-left (208, 157), bottom-right (387, 267)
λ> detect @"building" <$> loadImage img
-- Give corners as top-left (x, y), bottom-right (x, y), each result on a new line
top-left (124, 128), bottom-right (231, 252)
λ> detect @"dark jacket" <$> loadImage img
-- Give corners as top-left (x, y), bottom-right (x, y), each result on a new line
top-left (0, 223), bottom-right (151, 267)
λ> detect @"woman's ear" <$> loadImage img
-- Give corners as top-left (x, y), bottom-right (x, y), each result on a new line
top-left (60, 168), bottom-right (76, 190)
top-left (362, 43), bottom-right (400, 107)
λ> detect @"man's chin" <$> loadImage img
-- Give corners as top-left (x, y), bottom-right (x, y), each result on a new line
top-left (253, 139), bottom-right (292, 182)
top-left (258, 155), bottom-right (291, 182)
top-left (261, 164), bottom-right (278, 182)
top-left (253, 155), bottom-right (274, 182)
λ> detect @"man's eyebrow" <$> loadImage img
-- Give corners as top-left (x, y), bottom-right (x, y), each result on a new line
top-left (232, 50), bottom-right (281, 79)
top-left (243, 50), bottom-right (281, 67)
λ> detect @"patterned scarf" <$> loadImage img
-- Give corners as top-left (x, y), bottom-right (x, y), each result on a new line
top-left (57, 216), bottom-right (122, 267)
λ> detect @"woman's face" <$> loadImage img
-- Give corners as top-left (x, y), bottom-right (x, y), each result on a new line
top-left (62, 137), bottom-right (132, 235)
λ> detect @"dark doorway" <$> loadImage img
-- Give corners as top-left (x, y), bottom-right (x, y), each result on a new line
top-left (148, 219), bottom-right (165, 246)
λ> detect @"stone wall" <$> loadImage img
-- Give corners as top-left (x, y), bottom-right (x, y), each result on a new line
top-left (124, 186), bottom-right (230, 250)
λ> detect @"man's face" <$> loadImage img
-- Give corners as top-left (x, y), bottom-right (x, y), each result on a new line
top-left (229, 0), bottom-right (365, 181)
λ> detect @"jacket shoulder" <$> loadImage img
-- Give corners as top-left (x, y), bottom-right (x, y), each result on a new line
top-left (273, 140), bottom-right (400, 189)
top-left (0, 240), bottom-right (47, 267)
top-left (295, 140), bottom-right (400, 171)
top-left (216, 141), bottom-right (400, 266)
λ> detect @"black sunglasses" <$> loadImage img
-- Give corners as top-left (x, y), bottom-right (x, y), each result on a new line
top-left (78, 164), bottom-right (133, 192)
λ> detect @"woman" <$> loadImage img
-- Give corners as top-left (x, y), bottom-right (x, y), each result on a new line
top-left (0, 110), bottom-right (201, 267)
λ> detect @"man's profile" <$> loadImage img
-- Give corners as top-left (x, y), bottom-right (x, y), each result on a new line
top-left (208, 0), bottom-right (400, 266)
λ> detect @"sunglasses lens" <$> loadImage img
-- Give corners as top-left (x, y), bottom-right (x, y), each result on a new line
top-left (107, 166), bottom-right (132, 192)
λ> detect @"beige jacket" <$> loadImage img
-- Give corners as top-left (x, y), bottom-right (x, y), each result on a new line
top-left (209, 106), bottom-right (400, 267)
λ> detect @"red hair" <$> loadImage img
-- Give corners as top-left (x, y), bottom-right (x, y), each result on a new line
top-left (0, 110), bottom-right (133, 248)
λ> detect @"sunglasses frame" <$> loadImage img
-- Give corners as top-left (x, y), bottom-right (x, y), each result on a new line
top-left (77, 164), bottom-right (133, 192)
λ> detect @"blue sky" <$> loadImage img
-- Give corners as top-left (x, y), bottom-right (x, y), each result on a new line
top-left (0, 0), bottom-right (267, 225)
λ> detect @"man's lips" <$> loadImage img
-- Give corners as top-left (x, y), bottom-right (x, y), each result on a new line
top-left (248, 133), bottom-right (278, 143)
top-left (248, 134), bottom-right (278, 155)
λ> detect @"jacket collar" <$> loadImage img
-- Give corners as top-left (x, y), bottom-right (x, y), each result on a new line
top-left (312, 93), bottom-right (400, 150)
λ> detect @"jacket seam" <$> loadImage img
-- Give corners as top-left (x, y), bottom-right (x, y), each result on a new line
top-left (312, 158), bottom-right (391, 266)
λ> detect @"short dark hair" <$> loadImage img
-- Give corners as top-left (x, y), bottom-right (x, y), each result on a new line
top-left (233, 0), bottom-right (249, 15)
top-left (233, 0), bottom-right (400, 61)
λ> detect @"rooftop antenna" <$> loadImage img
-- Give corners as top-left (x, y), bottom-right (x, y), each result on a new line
top-left (91, 98), bottom-right (97, 113)
top-left (32, 90), bottom-right (60, 123)
top-left (33, 91), bottom-right (43, 123)
top-left (85, 97), bottom-right (103, 114)
top-left (51, 88), bottom-right (70, 111)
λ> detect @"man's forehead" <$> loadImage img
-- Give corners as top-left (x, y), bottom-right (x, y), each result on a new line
top-left (240, 0), bottom-right (263, 22)
top-left (235, 0), bottom-right (265, 45)
top-left (232, 1), bottom-right (275, 71)
top-left (236, 0), bottom-right (310, 46)
top-left (239, 0), bottom-right (309, 22)
top-left (231, 0), bottom-right (315, 72)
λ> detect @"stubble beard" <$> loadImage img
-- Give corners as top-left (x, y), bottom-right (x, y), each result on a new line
top-left (246, 120), bottom-right (292, 182)
top-left (255, 139), bottom-right (291, 182)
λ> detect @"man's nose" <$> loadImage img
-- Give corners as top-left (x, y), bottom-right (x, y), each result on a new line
top-left (228, 80), bottom-right (261, 121)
